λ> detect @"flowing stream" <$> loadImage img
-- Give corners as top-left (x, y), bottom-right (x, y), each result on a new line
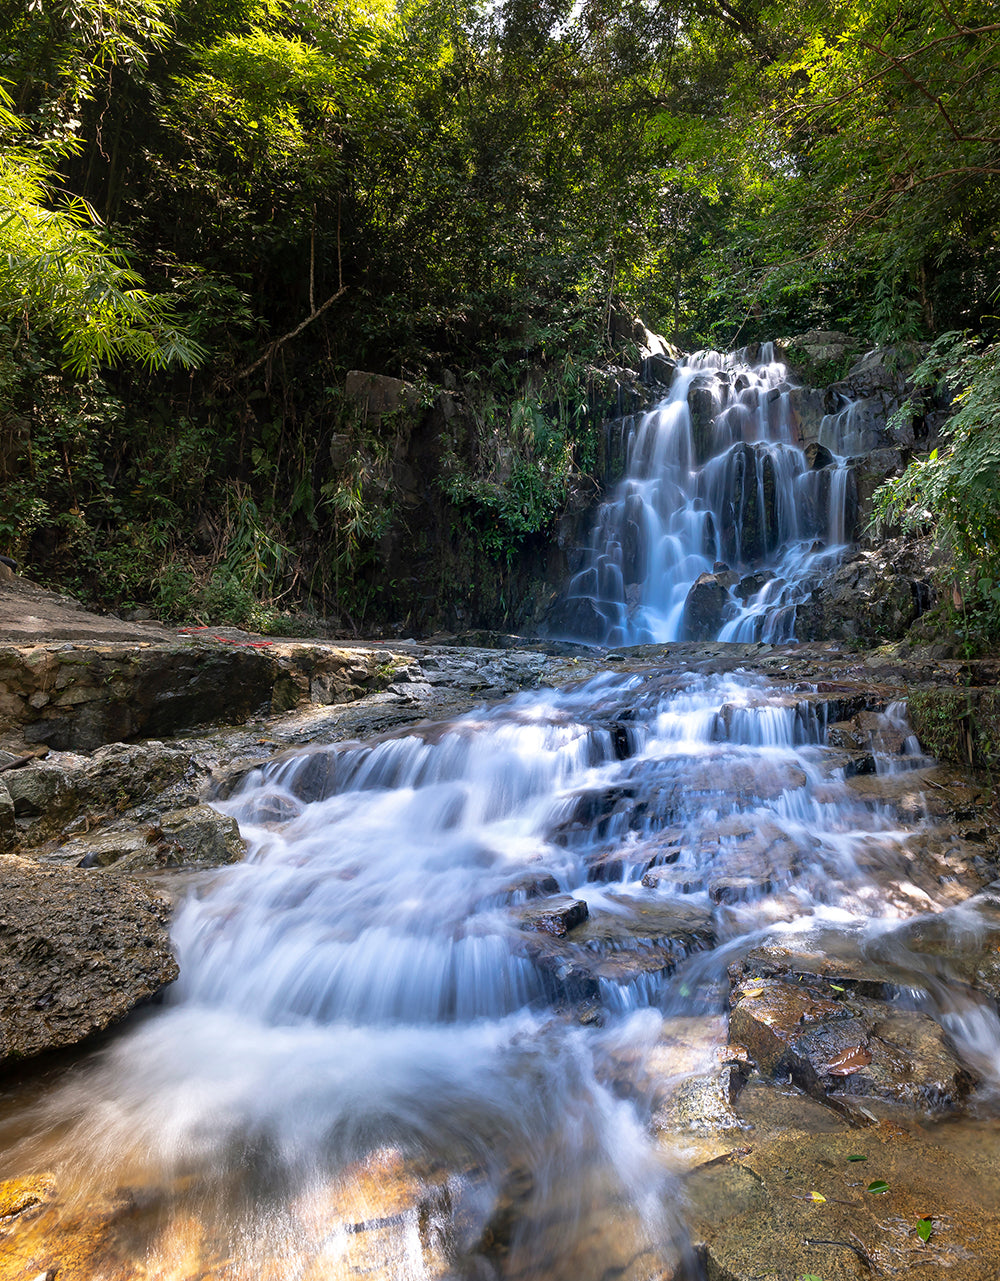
top-left (2, 347), bottom-right (999, 1279)
top-left (3, 657), bottom-right (1000, 1279)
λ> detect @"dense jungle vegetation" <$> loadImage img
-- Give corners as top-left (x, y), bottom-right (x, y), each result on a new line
top-left (0, 0), bottom-right (997, 635)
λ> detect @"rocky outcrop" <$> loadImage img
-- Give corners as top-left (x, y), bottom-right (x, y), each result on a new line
top-left (0, 854), bottom-right (177, 1065)
top-left (59, 804), bottom-right (245, 872)
top-left (0, 641), bottom-right (402, 753)
top-left (795, 539), bottom-right (936, 642)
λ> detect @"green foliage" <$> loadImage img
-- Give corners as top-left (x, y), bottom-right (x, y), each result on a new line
top-left (874, 334), bottom-right (1000, 646)
top-left (1, 0), bottom-right (998, 633)
top-left (0, 139), bottom-right (204, 374)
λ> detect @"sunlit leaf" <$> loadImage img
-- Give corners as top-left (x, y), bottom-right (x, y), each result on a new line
top-left (824, 1045), bottom-right (872, 1076)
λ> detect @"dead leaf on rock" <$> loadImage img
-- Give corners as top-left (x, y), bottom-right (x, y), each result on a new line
top-left (825, 1044), bottom-right (872, 1076)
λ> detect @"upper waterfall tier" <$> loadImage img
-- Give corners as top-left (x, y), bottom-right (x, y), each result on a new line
top-left (554, 345), bottom-right (859, 646)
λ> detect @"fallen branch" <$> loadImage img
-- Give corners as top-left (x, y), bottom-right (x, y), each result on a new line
top-left (0, 748), bottom-right (49, 772)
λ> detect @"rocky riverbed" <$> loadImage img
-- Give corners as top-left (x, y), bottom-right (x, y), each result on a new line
top-left (3, 576), bottom-right (1000, 1281)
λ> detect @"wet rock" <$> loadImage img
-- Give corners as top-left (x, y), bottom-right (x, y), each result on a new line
top-left (548, 595), bottom-right (617, 643)
top-left (688, 1119), bottom-right (1000, 1281)
top-left (733, 571), bottom-right (774, 603)
top-left (843, 343), bottom-right (926, 399)
top-left (732, 941), bottom-right (900, 1001)
top-left (486, 871), bottom-right (561, 907)
top-left (778, 386), bottom-right (828, 445)
top-left (681, 574), bottom-right (734, 642)
top-left (874, 893), bottom-right (1000, 1005)
top-left (650, 1061), bottom-right (753, 1170)
top-left (2, 1149), bottom-right (463, 1281)
top-left (653, 1061), bottom-right (750, 1138)
top-left (795, 541), bottom-right (934, 643)
top-left (728, 973), bottom-right (973, 1117)
top-left (548, 782), bottom-right (641, 847)
top-left (818, 394), bottom-right (888, 455)
top-left (688, 378), bottom-right (719, 464)
top-left (641, 353), bottom-right (676, 386)
top-left (803, 441), bottom-right (835, 470)
top-left (641, 866), bottom-right (703, 892)
top-left (523, 897), bottom-right (715, 1004)
top-left (0, 854), bottom-right (177, 1065)
top-left (517, 896), bottom-right (589, 937)
top-left (60, 804), bottom-right (246, 872)
top-left (0, 1171), bottom-right (57, 1222)
top-left (708, 875), bottom-right (775, 904)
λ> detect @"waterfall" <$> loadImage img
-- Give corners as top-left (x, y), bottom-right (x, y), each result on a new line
top-left (555, 347), bottom-right (857, 645)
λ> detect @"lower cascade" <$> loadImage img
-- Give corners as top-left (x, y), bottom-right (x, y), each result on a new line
top-left (555, 345), bottom-right (859, 646)
top-left (3, 657), bottom-right (1000, 1278)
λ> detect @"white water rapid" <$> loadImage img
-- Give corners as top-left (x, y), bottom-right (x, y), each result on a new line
top-left (556, 345), bottom-right (861, 645)
top-left (4, 662), bottom-right (1000, 1279)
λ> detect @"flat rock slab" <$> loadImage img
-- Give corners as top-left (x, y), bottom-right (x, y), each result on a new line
top-left (0, 854), bottom-right (177, 1065)
top-left (688, 1116), bottom-right (1000, 1281)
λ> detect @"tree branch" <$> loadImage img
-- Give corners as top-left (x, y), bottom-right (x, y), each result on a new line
top-left (859, 36), bottom-right (1000, 145)
top-left (236, 199), bottom-right (344, 381)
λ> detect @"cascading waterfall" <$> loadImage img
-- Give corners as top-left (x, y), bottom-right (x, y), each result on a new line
top-left (556, 345), bottom-right (861, 646)
top-left (4, 662), bottom-right (999, 1279)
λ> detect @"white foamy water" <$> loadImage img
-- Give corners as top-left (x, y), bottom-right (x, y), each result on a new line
top-left (3, 671), bottom-right (999, 1278)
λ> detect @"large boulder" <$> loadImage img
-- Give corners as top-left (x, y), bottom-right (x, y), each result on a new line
top-left (841, 344), bottom-right (927, 399)
top-left (681, 574), bottom-right (735, 641)
top-left (58, 804), bottom-right (246, 872)
top-left (782, 386), bottom-right (830, 445)
top-left (688, 376), bottom-right (720, 463)
top-left (0, 855), bottom-right (177, 1065)
top-left (343, 371), bottom-right (422, 424)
